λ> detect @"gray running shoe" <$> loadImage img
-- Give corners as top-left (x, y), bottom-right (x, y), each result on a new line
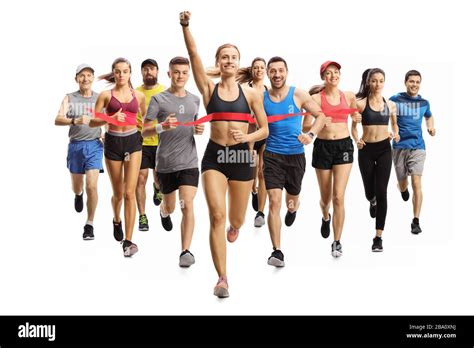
top-left (179, 250), bottom-right (195, 267)
top-left (254, 212), bottom-right (265, 227)
top-left (213, 277), bottom-right (229, 298)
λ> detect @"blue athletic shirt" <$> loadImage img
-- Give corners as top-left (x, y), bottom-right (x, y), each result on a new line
top-left (264, 86), bottom-right (303, 155)
top-left (390, 92), bottom-right (432, 149)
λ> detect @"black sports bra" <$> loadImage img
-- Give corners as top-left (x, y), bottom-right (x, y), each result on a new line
top-left (362, 97), bottom-right (390, 126)
top-left (206, 83), bottom-right (251, 123)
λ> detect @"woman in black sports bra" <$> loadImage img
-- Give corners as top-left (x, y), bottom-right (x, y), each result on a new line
top-left (237, 57), bottom-right (269, 228)
top-left (352, 68), bottom-right (399, 253)
top-left (180, 11), bottom-right (268, 298)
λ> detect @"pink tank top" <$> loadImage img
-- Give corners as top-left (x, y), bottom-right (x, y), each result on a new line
top-left (321, 90), bottom-right (350, 123)
top-left (106, 89), bottom-right (139, 115)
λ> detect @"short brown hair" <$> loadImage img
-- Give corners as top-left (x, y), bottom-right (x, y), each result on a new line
top-left (169, 56), bottom-right (190, 67)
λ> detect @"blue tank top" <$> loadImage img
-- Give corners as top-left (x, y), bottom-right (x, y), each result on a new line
top-left (264, 86), bottom-right (303, 155)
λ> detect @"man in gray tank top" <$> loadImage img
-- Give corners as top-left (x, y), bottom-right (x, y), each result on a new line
top-left (54, 64), bottom-right (103, 241)
top-left (142, 57), bottom-right (204, 267)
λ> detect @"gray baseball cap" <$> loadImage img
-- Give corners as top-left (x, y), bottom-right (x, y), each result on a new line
top-left (75, 63), bottom-right (95, 76)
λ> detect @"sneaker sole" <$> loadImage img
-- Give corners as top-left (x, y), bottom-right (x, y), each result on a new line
top-left (254, 220), bottom-right (265, 228)
top-left (123, 248), bottom-right (138, 257)
top-left (213, 287), bottom-right (229, 298)
top-left (179, 255), bottom-right (195, 268)
top-left (372, 248), bottom-right (383, 252)
top-left (138, 227), bottom-right (149, 231)
top-left (267, 257), bottom-right (285, 267)
top-left (331, 250), bottom-right (342, 258)
top-left (83, 236), bottom-right (95, 241)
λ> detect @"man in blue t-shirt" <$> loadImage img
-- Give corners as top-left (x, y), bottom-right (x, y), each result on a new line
top-left (390, 70), bottom-right (436, 235)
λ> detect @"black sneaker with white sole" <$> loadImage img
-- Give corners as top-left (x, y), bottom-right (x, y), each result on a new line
top-left (83, 224), bottom-right (94, 240)
top-left (331, 240), bottom-right (342, 258)
top-left (267, 249), bottom-right (285, 267)
top-left (372, 236), bottom-right (383, 252)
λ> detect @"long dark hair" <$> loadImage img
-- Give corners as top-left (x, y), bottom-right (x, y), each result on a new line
top-left (237, 57), bottom-right (266, 85)
top-left (356, 68), bottom-right (385, 99)
top-left (98, 57), bottom-right (133, 88)
top-left (309, 85), bottom-right (325, 95)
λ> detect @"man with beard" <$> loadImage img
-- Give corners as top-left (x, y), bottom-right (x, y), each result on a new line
top-left (263, 56), bottom-right (329, 267)
top-left (136, 59), bottom-right (166, 231)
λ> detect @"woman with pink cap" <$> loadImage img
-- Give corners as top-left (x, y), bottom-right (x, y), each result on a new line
top-left (304, 61), bottom-right (361, 257)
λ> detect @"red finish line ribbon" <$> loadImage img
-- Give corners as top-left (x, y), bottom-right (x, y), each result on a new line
top-left (89, 107), bottom-right (357, 127)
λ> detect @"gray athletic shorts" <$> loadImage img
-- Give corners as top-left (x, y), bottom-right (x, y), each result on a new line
top-left (392, 148), bottom-right (426, 181)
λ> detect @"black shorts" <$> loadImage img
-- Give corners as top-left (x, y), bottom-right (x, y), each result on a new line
top-left (263, 150), bottom-right (306, 195)
top-left (140, 145), bottom-right (157, 170)
top-left (104, 132), bottom-right (142, 161)
top-left (157, 168), bottom-right (199, 194)
top-left (312, 136), bottom-right (354, 170)
top-left (254, 139), bottom-right (266, 153)
top-left (201, 140), bottom-right (254, 181)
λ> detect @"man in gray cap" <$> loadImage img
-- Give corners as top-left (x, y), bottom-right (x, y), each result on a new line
top-left (54, 64), bottom-right (103, 240)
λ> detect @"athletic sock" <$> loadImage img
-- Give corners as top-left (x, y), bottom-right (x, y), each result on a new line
top-left (86, 220), bottom-right (93, 227)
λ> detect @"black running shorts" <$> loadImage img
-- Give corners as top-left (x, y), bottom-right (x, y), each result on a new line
top-left (263, 150), bottom-right (306, 195)
top-left (104, 132), bottom-right (142, 161)
top-left (157, 168), bottom-right (199, 194)
top-left (201, 140), bottom-right (254, 181)
top-left (312, 136), bottom-right (354, 170)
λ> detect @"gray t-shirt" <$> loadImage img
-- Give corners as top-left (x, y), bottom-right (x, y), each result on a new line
top-left (66, 90), bottom-right (101, 142)
top-left (145, 90), bottom-right (200, 173)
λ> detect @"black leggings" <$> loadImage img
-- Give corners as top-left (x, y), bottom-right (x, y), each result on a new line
top-left (358, 138), bottom-right (392, 230)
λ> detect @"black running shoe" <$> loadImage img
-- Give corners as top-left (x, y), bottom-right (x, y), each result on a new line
top-left (331, 240), bottom-right (342, 258)
top-left (321, 214), bottom-right (331, 239)
top-left (138, 214), bottom-right (149, 231)
top-left (267, 249), bottom-right (285, 267)
top-left (113, 220), bottom-right (124, 241)
top-left (401, 189), bottom-right (410, 201)
top-left (153, 184), bottom-right (162, 206)
top-left (411, 218), bottom-right (422, 234)
top-left (369, 201), bottom-right (377, 218)
top-left (284, 210), bottom-right (297, 226)
top-left (83, 224), bottom-right (94, 240)
top-left (75, 192), bottom-right (83, 213)
top-left (161, 213), bottom-right (173, 231)
top-left (372, 236), bottom-right (383, 252)
top-left (251, 191), bottom-right (258, 212)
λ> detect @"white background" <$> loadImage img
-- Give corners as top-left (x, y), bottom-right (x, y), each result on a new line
top-left (0, 0), bottom-right (472, 315)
